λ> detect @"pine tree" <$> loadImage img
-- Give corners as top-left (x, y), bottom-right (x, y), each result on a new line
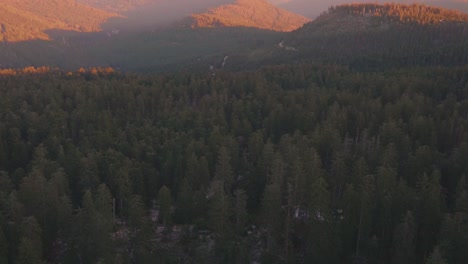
top-left (261, 181), bottom-right (281, 251)
top-left (0, 227), bottom-right (7, 264)
top-left (56, 195), bottom-right (72, 238)
top-left (438, 175), bottom-right (467, 264)
top-left (19, 169), bottom-right (47, 227)
top-left (215, 146), bottom-right (234, 194)
top-left (185, 153), bottom-right (200, 189)
top-left (260, 154), bottom-right (284, 254)
top-left (417, 171), bottom-right (444, 259)
top-left (426, 246), bottom-right (447, 264)
top-left (94, 184), bottom-right (114, 227)
top-left (355, 174), bottom-right (375, 261)
top-left (70, 190), bottom-right (114, 263)
top-left (18, 216), bottom-right (43, 264)
top-left (198, 156), bottom-right (211, 190)
top-left (127, 195), bottom-right (152, 263)
top-left (176, 177), bottom-right (194, 224)
top-left (305, 176), bottom-right (337, 264)
top-left (340, 184), bottom-right (360, 260)
top-left (158, 186), bottom-right (172, 227)
top-left (233, 189), bottom-right (247, 235)
top-left (393, 211), bottom-right (416, 264)
top-left (208, 180), bottom-right (232, 238)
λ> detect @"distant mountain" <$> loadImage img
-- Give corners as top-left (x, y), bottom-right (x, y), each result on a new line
top-left (0, 0), bottom-right (118, 42)
top-left (274, 0), bottom-right (468, 18)
top-left (0, 0), bottom-right (309, 43)
top-left (2, 1), bottom-right (465, 72)
top-left (189, 0), bottom-right (310, 32)
top-left (98, 1), bottom-right (235, 30)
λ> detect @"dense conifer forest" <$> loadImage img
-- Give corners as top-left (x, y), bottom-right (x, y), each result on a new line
top-left (0, 3), bottom-right (467, 264)
top-left (0, 64), bottom-right (466, 263)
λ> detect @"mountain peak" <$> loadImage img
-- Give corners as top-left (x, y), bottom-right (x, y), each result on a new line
top-left (189, 0), bottom-right (310, 32)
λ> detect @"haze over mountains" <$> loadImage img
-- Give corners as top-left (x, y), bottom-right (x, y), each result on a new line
top-left (75, 0), bottom-right (154, 12)
top-left (99, 0), bottom-right (310, 32)
top-left (80, 0), bottom-right (237, 29)
top-left (0, 1), bottom-right (466, 71)
top-left (0, 0), bottom-right (310, 41)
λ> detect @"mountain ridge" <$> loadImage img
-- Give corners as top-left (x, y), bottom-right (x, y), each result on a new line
top-left (189, 0), bottom-right (310, 32)
top-left (0, 0), bottom-right (119, 42)
top-left (272, 3), bottom-right (468, 71)
top-left (276, 0), bottom-right (468, 18)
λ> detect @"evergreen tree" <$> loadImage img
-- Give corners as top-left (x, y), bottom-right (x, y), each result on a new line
top-left (215, 146), bottom-right (234, 194)
top-left (426, 246), bottom-right (447, 264)
top-left (158, 186), bottom-right (172, 227)
top-left (127, 195), bottom-right (152, 263)
top-left (94, 184), bottom-right (114, 227)
top-left (393, 211), bottom-right (416, 264)
top-left (439, 176), bottom-right (468, 264)
top-left (305, 176), bottom-right (337, 264)
top-left (69, 190), bottom-right (114, 263)
top-left (260, 154), bottom-right (284, 256)
top-left (417, 171), bottom-right (444, 259)
top-left (18, 217), bottom-right (42, 264)
top-left (233, 189), bottom-right (247, 235)
top-left (208, 180), bottom-right (232, 237)
top-left (0, 228), bottom-right (7, 264)
top-left (176, 177), bottom-right (194, 224)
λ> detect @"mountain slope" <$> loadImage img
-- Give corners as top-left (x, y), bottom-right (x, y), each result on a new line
top-left (0, 0), bottom-right (118, 42)
top-left (276, 0), bottom-right (468, 18)
top-left (293, 3), bottom-right (468, 35)
top-left (275, 3), bottom-right (468, 70)
top-left (190, 0), bottom-right (310, 32)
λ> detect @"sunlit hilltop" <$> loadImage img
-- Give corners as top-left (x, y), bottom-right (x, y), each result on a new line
top-left (273, 0), bottom-right (468, 18)
top-left (190, 0), bottom-right (310, 32)
top-left (0, 0), bottom-right (119, 42)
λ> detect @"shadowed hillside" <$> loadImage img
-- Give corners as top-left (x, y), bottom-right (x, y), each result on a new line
top-left (277, 3), bottom-right (468, 70)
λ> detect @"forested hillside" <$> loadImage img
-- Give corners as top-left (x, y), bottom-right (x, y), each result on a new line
top-left (276, 0), bottom-right (468, 18)
top-left (277, 3), bottom-right (468, 71)
top-left (0, 3), bottom-right (467, 263)
top-left (327, 3), bottom-right (468, 25)
top-left (190, 0), bottom-right (310, 32)
top-left (0, 0), bottom-right (118, 42)
top-left (0, 3), bottom-right (465, 72)
top-left (0, 64), bottom-right (466, 263)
